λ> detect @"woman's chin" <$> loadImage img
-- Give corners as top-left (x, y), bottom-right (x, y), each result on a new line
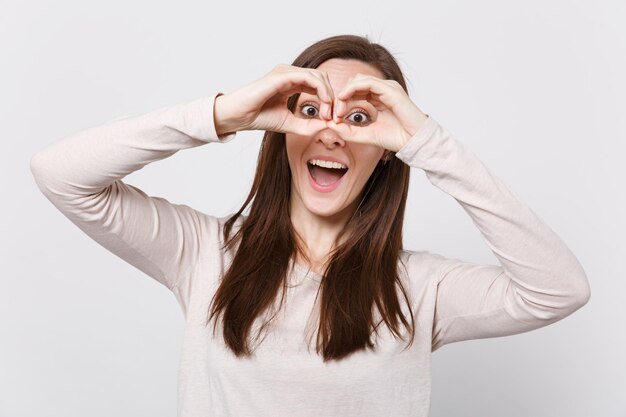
top-left (301, 196), bottom-right (351, 219)
top-left (290, 177), bottom-right (355, 219)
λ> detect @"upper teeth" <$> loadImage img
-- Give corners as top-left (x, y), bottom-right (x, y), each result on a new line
top-left (308, 159), bottom-right (347, 169)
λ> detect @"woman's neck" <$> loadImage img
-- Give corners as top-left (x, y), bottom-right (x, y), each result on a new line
top-left (289, 196), bottom-right (355, 271)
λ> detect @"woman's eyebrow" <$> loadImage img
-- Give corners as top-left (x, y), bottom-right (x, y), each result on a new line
top-left (294, 94), bottom-right (317, 106)
top-left (347, 98), bottom-right (377, 111)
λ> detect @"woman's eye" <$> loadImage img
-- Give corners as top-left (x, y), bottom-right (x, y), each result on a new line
top-left (299, 103), bottom-right (370, 125)
top-left (299, 103), bottom-right (319, 118)
top-left (345, 110), bottom-right (370, 125)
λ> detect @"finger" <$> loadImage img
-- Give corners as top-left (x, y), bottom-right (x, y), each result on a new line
top-left (275, 70), bottom-right (333, 104)
top-left (320, 101), bottom-right (331, 122)
top-left (336, 77), bottom-right (390, 101)
top-left (283, 117), bottom-right (328, 136)
top-left (325, 120), bottom-right (372, 145)
top-left (333, 98), bottom-right (349, 122)
top-left (282, 85), bottom-right (318, 98)
top-left (304, 69), bottom-right (334, 121)
top-left (336, 78), bottom-right (403, 116)
top-left (319, 71), bottom-right (335, 120)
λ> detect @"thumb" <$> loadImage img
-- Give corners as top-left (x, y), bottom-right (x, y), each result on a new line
top-left (326, 120), bottom-right (370, 144)
top-left (284, 118), bottom-right (328, 136)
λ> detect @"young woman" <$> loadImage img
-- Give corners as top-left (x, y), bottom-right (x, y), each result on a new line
top-left (30, 34), bottom-right (591, 417)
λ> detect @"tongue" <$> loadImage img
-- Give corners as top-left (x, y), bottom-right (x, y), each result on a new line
top-left (310, 165), bottom-right (346, 186)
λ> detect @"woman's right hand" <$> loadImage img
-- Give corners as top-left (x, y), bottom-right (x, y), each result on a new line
top-left (213, 64), bottom-right (335, 137)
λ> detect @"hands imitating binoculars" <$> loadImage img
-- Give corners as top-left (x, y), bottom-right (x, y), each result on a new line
top-left (214, 63), bottom-right (429, 153)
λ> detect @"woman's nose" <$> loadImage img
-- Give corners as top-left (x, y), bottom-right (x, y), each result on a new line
top-left (315, 128), bottom-right (346, 148)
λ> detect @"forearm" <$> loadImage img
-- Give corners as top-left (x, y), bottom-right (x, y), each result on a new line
top-left (397, 117), bottom-right (590, 325)
top-left (29, 92), bottom-right (237, 296)
top-left (30, 93), bottom-right (237, 198)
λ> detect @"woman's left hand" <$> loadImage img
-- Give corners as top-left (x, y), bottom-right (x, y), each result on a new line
top-left (327, 74), bottom-right (429, 153)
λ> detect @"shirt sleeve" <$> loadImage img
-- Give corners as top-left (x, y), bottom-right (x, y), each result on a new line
top-left (29, 92), bottom-right (237, 315)
top-left (395, 116), bottom-right (591, 352)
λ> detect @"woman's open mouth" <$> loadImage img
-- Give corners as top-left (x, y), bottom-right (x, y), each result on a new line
top-left (306, 159), bottom-right (349, 193)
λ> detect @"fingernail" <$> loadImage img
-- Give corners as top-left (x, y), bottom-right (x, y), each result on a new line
top-left (335, 101), bottom-right (343, 118)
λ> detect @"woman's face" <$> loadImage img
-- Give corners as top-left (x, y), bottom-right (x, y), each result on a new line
top-left (285, 58), bottom-right (387, 219)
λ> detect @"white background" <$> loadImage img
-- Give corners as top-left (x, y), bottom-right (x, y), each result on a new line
top-left (2, 0), bottom-right (624, 415)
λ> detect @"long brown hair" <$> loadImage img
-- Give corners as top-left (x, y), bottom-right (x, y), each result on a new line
top-left (207, 34), bottom-right (415, 362)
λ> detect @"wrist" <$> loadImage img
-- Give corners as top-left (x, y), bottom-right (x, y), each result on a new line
top-left (213, 93), bottom-right (242, 137)
top-left (404, 113), bottom-right (429, 146)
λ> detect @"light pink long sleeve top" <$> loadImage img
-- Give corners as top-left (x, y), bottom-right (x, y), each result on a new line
top-left (30, 92), bottom-right (591, 417)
